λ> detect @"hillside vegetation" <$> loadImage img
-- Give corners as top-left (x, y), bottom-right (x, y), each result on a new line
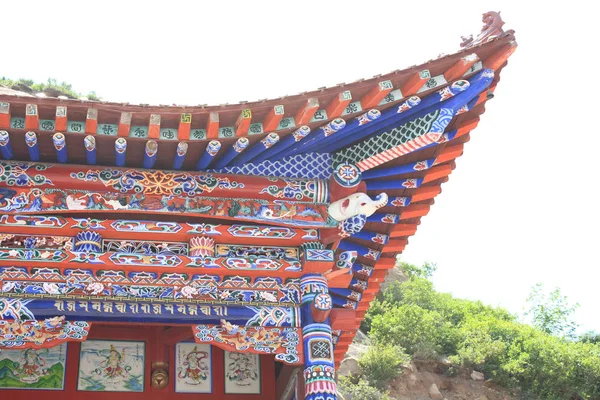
top-left (340, 262), bottom-right (600, 400)
top-left (0, 77), bottom-right (100, 100)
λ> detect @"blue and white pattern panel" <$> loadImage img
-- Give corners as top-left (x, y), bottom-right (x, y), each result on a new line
top-left (213, 153), bottom-right (333, 179)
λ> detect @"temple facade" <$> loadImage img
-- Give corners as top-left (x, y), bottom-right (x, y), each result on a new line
top-left (0, 13), bottom-right (516, 400)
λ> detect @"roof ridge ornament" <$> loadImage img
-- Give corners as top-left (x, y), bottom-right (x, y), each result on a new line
top-left (461, 11), bottom-right (505, 49)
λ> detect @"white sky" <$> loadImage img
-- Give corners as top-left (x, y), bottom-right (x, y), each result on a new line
top-left (2, 0), bottom-right (598, 332)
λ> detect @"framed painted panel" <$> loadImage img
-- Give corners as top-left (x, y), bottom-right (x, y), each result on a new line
top-left (0, 343), bottom-right (67, 390)
top-left (175, 343), bottom-right (212, 393)
top-left (224, 351), bottom-right (260, 394)
top-left (77, 340), bottom-right (145, 392)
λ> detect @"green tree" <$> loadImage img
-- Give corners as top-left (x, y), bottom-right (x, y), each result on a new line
top-left (579, 330), bottom-right (600, 345)
top-left (524, 283), bottom-right (579, 338)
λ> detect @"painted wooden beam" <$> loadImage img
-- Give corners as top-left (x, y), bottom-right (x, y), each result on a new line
top-left (383, 238), bottom-right (408, 252)
top-left (365, 177), bottom-right (424, 191)
top-left (25, 104), bottom-right (39, 130)
top-left (53, 132), bottom-right (68, 163)
top-left (329, 309), bottom-right (356, 332)
top-left (326, 90), bottom-right (352, 118)
top-left (84, 135), bottom-right (96, 165)
top-left (351, 230), bottom-right (389, 245)
top-left (410, 186), bottom-right (442, 202)
top-left (433, 144), bottom-right (464, 166)
top-left (25, 131), bottom-right (40, 161)
top-left (337, 240), bottom-right (380, 261)
top-left (206, 112), bottom-right (219, 139)
top-left (422, 163), bottom-right (453, 183)
top-left (196, 140), bottom-right (221, 170)
top-left (148, 114), bottom-right (161, 139)
top-left (360, 80), bottom-right (393, 109)
top-left (294, 98), bottom-right (319, 126)
top-left (0, 254), bottom-right (304, 279)
top-left (211, 137), bottom-right (249, 168)
top-left (399, 204), bottom-right (430, 219)
top-left (85, 108), bottom-right (98, 134)
top-left (263, 105), bottom-right (285, 132)
top-left (367, 204), bottom-right (431, 224)
top-left (250, 125), bottom-right (310, 163)
top-left (483, 41), bottom-right (518, 71)
top-left (55, 106), bottom-right (67, 131)
top-left (389, 223), bottom-right (419, 238)
top-left (178, 113), bottom-right (192, 140)
top-left (118, 112), bottom-right (132, 137)
top-left (235, 109), bottom-right (252, 136)
top-left (361, 158), bottom-right (436, 180)
top-left (230, 132), bottom-right (279, 165)
top-left (282, 118), bottom-right (346, 158)
top-left (173, 141), bottom-right (188, 170)
top-left (143, 140), bottom-right (158, 168)
top-left (401, 69), bottom-right (432, 96)
top-left (0, 130), bottom-right (13, 159)
top-left (444, 53), bottom-right (480, 81)
top-left (0, 216), bottom-right (318, 246)
top-left (0, 102), bottom-right (10, 129)
top-left (115, 138), bottom-right (127, 167)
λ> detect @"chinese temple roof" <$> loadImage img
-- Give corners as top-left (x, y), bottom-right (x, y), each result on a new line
top-left (0, 12), bottom-right (517, 367)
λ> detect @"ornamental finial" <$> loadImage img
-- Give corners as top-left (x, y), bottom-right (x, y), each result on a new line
top-left (461, 11), bottom-right (505, 49)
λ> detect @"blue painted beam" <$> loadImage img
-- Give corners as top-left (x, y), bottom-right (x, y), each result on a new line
top-left (362, 159), bottom-right (435, 180)
top-left (250, 126), bottom-right (310, 164)
top-left (211, 137), bottom-right (249, 169)
top-left (321, 71), bottom-right (493, 154)
top-left (143, 140), bottom-right (158, 169)
top-left (331, 296), bottom-right (357, 310)
top-left (387, 196), bottom-right (411, 207)
top-left (337, 240), bottom-right (381, 261)
top-left (84, 135), bottom-right (96, 165)
top-left (297, 110), bottom-right (382, 155)
top-left (3, 298), bottom-right (298, 326)
top-left (351, 230), bottom-right (389, 245)
top-left (366, 213), bottom-right (399, 224)
top-left (349, 277), bottom-right (368, 292)
top-left (53, 132), bottom-right (68, 163)
top-left (0, 130), bottom-right (13, 160)
top-left (281, 118), bottom-right (347, 158)
top-left (115, 138), bottom-right (127, 167)
top-left (173, 141), bottom-right (188, 170)
top-left (352, 262), bottom-right (374, 277)
top-left (365, 177), bottom-right (424, 191)
top-left (329, 288), bottom-right (363, 302)
top-left (24, 131), bottom-right (40, 161)
top-left (196, 140), bottom-right (221, 170)
top-left (229, 132), bottom-right (279, 166)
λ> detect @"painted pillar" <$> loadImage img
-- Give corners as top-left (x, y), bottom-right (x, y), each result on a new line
top-left (300, 274), bottom-right (337, 400)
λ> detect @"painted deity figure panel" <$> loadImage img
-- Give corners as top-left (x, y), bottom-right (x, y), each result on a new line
top-left (175, 343), bottom-right (211, 393)
top-left (77, 340), bottom-right (145, 392)
top-left (224, 351), bottom-right (260, 394)
top-left (0, 343), bottom-right (67, 390)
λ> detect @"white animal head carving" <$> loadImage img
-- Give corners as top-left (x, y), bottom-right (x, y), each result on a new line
top-left (328, 192), bottom-right (388, 222)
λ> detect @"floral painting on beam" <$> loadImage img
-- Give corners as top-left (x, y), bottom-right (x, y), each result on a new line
top-left (77, 340), bottom-right (145, 392)
top-left (175, 343), bottom-right (211, 393)
top-left (224, 351), bottom-right (260, 394)
top-left (0, 344), bottom-right (67, 390)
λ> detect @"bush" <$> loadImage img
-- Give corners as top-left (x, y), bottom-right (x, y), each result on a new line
top-left (360, 298), bottom-right (388, 333)
top-left (370, 303), bottom-right (452, 355)
top-left (359, 343), bottom-right (410, 389)
top-left (451, 314), bottom-right (600, 399)
top-left (363, 262), bottom-right (600, 399)
top-left (338, 377), bottom-right (390, 400)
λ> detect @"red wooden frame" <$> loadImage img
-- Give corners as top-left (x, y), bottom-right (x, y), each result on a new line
top-left (1, 324), bottom-right (276, 400)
